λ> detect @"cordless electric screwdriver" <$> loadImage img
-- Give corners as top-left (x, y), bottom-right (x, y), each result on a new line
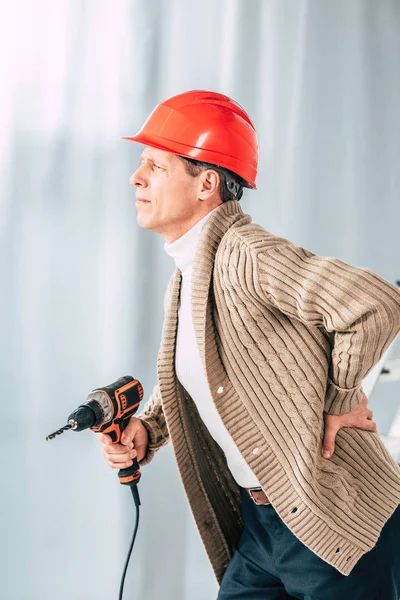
top-left (46, 375), bottom-right (144, 600)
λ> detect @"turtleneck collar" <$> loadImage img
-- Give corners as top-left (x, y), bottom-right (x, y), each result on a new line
top-left (164, 207), bottom-right (219, 274)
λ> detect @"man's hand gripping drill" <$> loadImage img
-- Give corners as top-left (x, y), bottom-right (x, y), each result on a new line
top-left (98, 413), bottom-right (149, 474)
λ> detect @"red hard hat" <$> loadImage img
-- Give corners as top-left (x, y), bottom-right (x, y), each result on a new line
top-left (122, 90), bottom-right (258, 189)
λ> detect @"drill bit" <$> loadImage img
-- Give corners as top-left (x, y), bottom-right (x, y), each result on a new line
top-left (45, 424), bottom-right (72, 441)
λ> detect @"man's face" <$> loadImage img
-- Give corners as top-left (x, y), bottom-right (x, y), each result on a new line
top-left (130, 146), bottom-right (213, 242)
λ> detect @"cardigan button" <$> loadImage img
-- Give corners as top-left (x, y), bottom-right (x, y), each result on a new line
top-left (203, 520), bottom-right (213, 530)
top-left (252, 447), bottom-right (260, 455)
top-left (217, 386), bottom-right (224, 394)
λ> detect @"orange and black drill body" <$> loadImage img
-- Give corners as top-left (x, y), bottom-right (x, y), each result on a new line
top-left (67, 376), bottom-right (144, 487)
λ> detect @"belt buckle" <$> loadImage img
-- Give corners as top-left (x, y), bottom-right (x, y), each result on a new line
top-left (247, 487), bottom-right (265, 504)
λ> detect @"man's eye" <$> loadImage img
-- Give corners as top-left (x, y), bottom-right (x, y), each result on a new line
top-left (139, 159), bottom-right (163, 170)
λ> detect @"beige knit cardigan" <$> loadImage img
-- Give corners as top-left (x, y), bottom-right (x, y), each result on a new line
top-left (138, 200), bottom-right (400, 582)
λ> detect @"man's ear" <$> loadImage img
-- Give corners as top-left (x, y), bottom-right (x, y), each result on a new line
top-left (198, 169), bottom-right (220, 199)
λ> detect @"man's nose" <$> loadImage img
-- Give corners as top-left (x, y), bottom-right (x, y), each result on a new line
top-left (129, 166), bottom-right (147, 187)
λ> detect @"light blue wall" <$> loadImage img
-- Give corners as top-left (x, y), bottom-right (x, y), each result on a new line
top-left (1, 1), bottom-right (399, 598)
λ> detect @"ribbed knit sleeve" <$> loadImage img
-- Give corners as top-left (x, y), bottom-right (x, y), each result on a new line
top-left (251, 243), bottom-right (400, 415)
top-left (138, 384), bottom-right (170, 466)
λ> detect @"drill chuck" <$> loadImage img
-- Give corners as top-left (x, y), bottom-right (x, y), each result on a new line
top-left (67, 400), bottom-right (104, 432)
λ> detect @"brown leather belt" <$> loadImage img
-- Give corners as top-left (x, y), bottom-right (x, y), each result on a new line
top-left (246, 487), bottom-right (271, 505)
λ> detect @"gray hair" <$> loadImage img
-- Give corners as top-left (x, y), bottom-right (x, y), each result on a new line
top-left (179, 156), bottom-right (246, 202)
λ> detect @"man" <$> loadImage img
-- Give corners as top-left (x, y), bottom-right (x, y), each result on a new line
top-left (98, 91), bottom-right (400, 599)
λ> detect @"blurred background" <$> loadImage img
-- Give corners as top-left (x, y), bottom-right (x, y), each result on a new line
top-left (1, 0), bottom-right (400, 598)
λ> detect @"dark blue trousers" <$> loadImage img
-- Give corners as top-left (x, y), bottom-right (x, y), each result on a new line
top-left (217, 488), bottom-right (400, 600)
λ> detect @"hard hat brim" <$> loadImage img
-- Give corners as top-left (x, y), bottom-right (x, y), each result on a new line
top-left (121, 132), bottom-right (257, 189)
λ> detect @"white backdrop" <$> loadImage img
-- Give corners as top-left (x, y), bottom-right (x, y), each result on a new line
top-left (1, 1), bottom-right (400, 599)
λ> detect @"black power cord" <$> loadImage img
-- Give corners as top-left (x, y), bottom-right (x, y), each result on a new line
top-left (119, 486), bottom-right (141, 600)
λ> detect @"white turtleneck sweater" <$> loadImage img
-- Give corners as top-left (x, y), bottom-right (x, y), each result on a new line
top-left (164, 209), bottom-right (260, 488)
